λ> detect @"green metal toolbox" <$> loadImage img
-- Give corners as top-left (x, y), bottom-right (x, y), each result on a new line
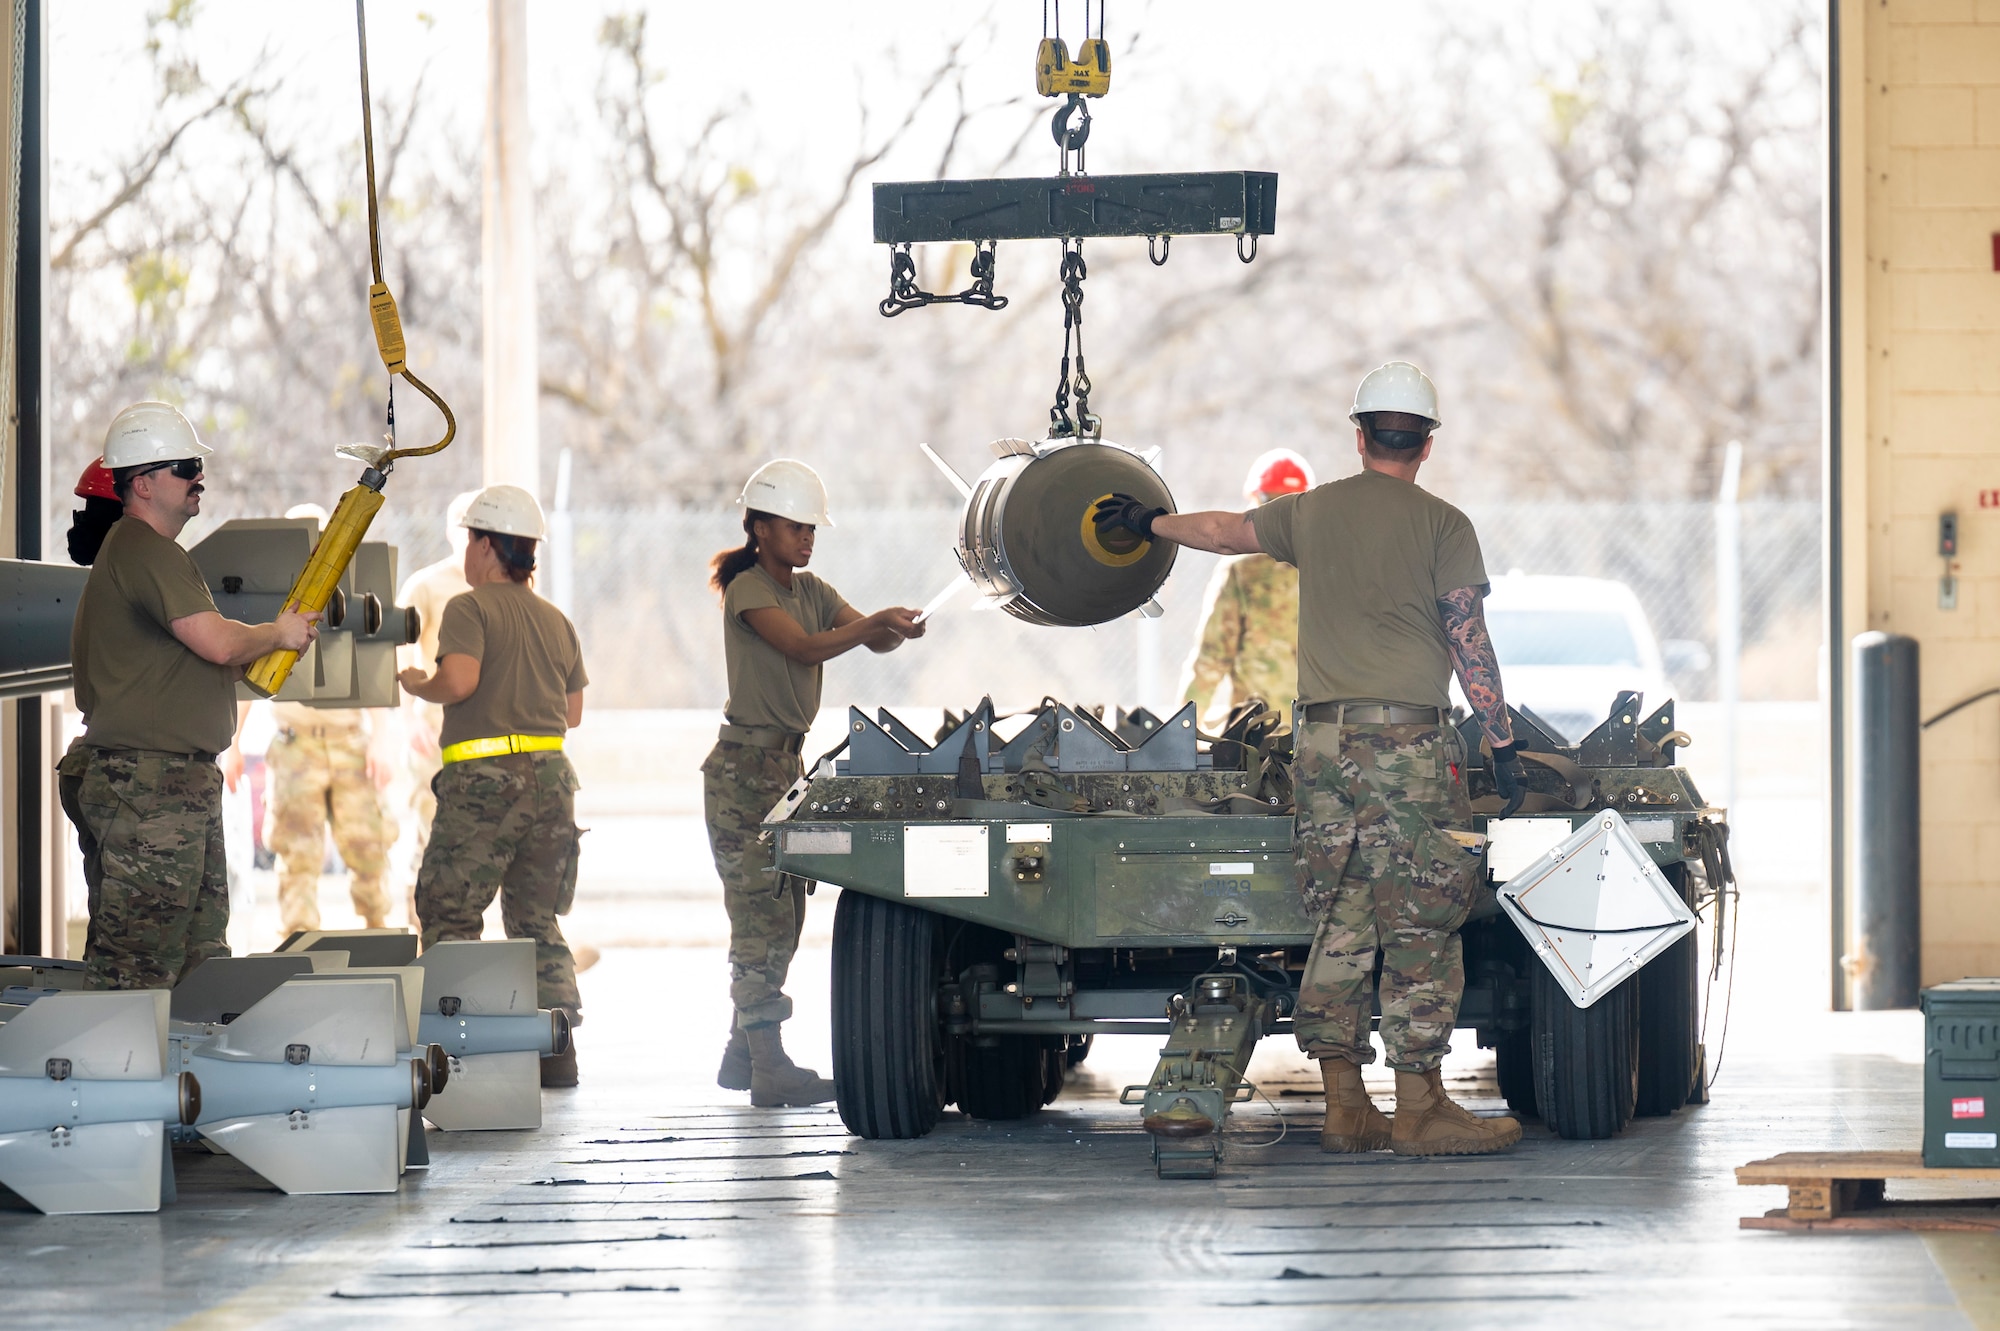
top-left (1921, 978), bottom-right (2000, 1168)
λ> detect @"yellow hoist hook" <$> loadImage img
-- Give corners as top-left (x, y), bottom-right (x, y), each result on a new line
top-left (244, 0), bottom-right (457, 696)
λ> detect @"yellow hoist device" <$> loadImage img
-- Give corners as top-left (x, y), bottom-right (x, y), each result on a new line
top-left (244, 0), bottom-right (457, 697)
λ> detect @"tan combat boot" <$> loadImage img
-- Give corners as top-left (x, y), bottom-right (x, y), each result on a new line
top-left (716, 1022), bottom-right (752, 1092)
top-left (1320, 1057), bottom-right (1392, 1153)
top-left (745, 1024), bottom-right (835, 1107)
top-left (1391, 1067), bottom-right (1522, 1155)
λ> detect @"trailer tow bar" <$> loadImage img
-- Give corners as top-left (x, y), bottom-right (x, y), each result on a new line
top-left (1122, 974), bottom-right (1269, 1179)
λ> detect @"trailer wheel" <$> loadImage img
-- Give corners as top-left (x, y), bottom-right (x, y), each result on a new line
top-left (831, 891), bottom-right (947, 1140)
top-left (1636, 864), bottom-right (1701, 1116)
top-left (951, 1036), bottom-right (1045, 1121)
top-left (1040, 1038), bottom-right (1069, 1105)
top-left (1065, 1034), bottom-right (1094, 1069)
top-left (1530, 963), bottom-right (1638, 1140)
top-left (1495, 1031), bottom-right (1538, 1119)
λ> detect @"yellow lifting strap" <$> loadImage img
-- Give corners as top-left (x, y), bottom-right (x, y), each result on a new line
top-left (441, 735), bottom-right (566, 765)
top-left (245, 0), bottom-right (457, 698)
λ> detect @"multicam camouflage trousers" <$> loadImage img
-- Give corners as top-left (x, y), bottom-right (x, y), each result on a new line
top-left (58, 746), bottom-right (230, 990)
top-left (415, 751), bottom-right (583, 1018)
top-left (267, 724), bottom-right (390, 936)
top-left (701, 740), bottom-right (809, 1029)
top-left (1291, 720), bottom-right (1482, 1072)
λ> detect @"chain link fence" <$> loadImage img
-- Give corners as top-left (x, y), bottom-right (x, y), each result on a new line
top-left (337, 499), bottom-right (1821, 712)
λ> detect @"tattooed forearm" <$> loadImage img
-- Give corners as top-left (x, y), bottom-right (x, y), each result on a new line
top-left (1438, 587), bottom-right (1513, 746)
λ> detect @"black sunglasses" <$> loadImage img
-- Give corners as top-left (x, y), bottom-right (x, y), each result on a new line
top-left (132, 457), bottom-right (203, 482)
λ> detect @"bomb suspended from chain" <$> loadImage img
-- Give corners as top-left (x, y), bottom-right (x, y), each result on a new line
top-left (880, 4), bottom-right (1274, 630)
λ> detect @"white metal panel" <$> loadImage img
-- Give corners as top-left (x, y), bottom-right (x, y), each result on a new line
top-left (1497, 810), bottom-right (1696, 1008)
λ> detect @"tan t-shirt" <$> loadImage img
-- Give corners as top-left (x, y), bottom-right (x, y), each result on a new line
top-left (435, 582), bottom-right (589, 748)
top-left (1249, 468), bottom-right (1488, 710)
top-left (722, 566), bottom-right (852, 734)
top-left (72, 517), bottom-right (238, 754)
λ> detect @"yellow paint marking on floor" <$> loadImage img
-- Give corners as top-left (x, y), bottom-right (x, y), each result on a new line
top-left (1925, 1234), bottom-right (2000, 1331)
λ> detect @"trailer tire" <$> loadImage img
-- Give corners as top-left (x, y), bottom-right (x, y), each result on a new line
top-left (1636, 864), bottom-right (1701, 1116)
top-left (831, 891), bottom-right (947, 1140)
top-left (952, 1036), bottom-right (1045, 1121)
top-left (1530, 962), bottom-right (1639, 1140)
top-left (1495, 1031), bottom-right (1538, 1119)
top-left (1065, 1034), bottom-right (1094, 1069)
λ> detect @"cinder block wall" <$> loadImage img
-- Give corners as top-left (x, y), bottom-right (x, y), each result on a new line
top-left (1843, 0), bottom-right (2000, 987)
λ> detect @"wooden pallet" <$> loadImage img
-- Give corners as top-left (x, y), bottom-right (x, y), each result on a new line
top-left (1737, 1151), bottom-right (2000, 1232)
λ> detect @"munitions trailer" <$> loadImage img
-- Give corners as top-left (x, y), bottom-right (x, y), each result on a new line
top-left (768, 692), bottom-right (1734, 1178)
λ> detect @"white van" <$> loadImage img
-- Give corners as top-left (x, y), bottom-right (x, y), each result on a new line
top-left (1459, 573), bottom-right (1702, 744)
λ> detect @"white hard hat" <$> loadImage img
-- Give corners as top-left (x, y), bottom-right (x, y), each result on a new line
top-left (446, 489), bottom-right (479, 531)
top-left (1349, 361), bottom-right (1442, 430)
top-left (738, 459), bottom-right (832, 527)
top-left (284, 502), bottom-right (328, 527)
top-left (101, 401), bottom-right (212, 469)
top-left (459, 484), bottom-right (547, 539)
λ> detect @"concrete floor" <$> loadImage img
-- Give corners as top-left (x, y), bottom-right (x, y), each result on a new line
top-left (12, 704), bottom-right (1996, 1326)
top-left (3, 930), bottom-right (1996, 1329)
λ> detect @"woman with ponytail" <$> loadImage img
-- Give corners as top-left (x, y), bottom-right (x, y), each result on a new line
top-left (399, 483), bottom-right (591, 1088)
top-left (704, 459), bottom-right (925, 1108)
top-left (66, 459), bottom-right (124, 566)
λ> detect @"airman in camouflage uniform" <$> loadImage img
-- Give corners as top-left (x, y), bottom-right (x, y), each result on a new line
top-left (1290, 721), bottom-right (1479, 1069)
top-left (705, 460), bottom-right (924, 1107)
top-left (1097, 362), bottom-right (1522, 1156)
top-left (416, 750), bottom-right (582, 1014)
top-left (1180, 449), bottom-right (1313, 726)
top-left (267, 704), bottom-right (391, 936)
top-left (1181, 554), bottom-right (1299, 725)
top-left (61, 747), bottom-right (231, 990)
top-left (61, 402), bottom-right (317, 989)
top-left (702, 741), bottom-right (808, 1028)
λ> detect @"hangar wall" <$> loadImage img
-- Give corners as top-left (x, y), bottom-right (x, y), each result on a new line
top-left (1840, 0), bottom-right (2000, 988)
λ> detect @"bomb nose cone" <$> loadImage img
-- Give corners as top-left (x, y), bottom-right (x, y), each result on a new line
top-left (177, 1071), bottom-right (202, 1126)
top-left (412, 1057), bottom-right (432, 1110)
top-left (549, 1007), bottom-right (573, 1057)
top-left (958, 439), bottom-right (1177, 627)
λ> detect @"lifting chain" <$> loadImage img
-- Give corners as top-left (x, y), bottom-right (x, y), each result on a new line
top-left (878, 240), bottom-right (1008, 318)
top-left (1048, 239), bottom-right (1098, 440)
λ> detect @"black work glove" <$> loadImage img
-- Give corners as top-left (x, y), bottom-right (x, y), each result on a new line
top-left (1490, 741), bottom-right (1526, 818)
top-left (1092, 493), bottom-right (1168, 542)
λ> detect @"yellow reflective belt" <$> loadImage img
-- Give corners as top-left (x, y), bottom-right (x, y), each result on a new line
top-left (440, 734), bottom-right (565, 765)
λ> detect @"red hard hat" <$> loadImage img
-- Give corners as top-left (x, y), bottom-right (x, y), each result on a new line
top-left (74, 458), bottom-right (119, 502)
top-left (1243, 448), bottom-right (1315, 502)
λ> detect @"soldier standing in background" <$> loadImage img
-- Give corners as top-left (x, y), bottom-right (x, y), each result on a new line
top-left (61, 402), bottom-right (318, 988)
top-left (703, 460), bottom-right (925, 1107)
top-left (1095, 362), bottom-right (1525, 1157)
top-left (394, 490), bottom-right (477, 922)
top-left (241, 503), bottom-right (396, 939)
top-left (1178, 449), bottom-right (1314, 728)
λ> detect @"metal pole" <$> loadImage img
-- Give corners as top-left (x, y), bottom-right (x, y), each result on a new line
top-left (481, 0), bottom-right (537, 491)
top-left (11, 0), bottom-right (45, 956)
top-left (1851, 631), bottom-right (1920, 1009)
top-left (1824, 0), bottom-right (1849, 1012)
top-left (1716, 441), bottom-right (1742, 815)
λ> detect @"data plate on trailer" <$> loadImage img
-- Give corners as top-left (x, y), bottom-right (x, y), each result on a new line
top-left (1496, 810), bottom-right (1695, 1008)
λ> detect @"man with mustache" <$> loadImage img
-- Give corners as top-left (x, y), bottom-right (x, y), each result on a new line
top-left (61, 401), bottom-right (319, 989)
